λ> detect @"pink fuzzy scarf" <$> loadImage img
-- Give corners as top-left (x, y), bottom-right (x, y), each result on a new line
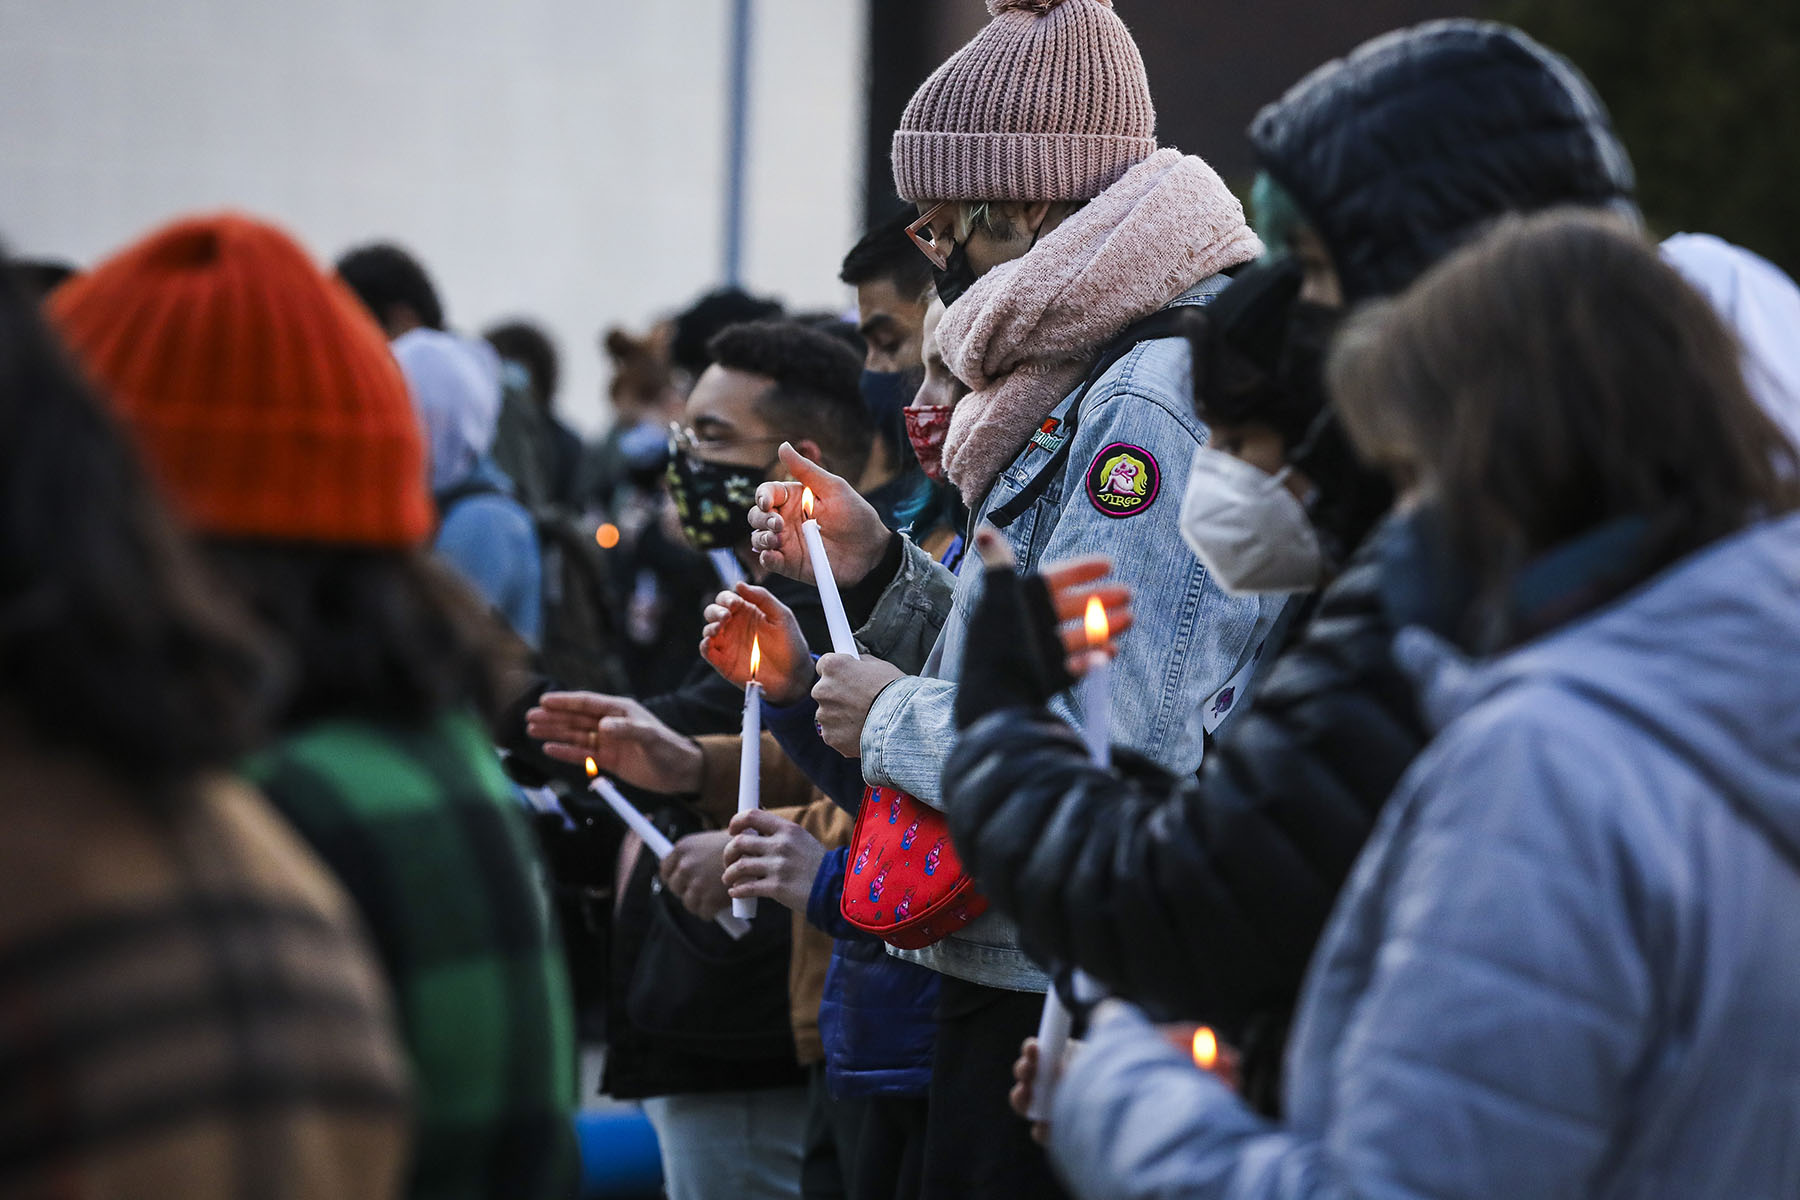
top-left (935, 148), bottom-right (1263, 502)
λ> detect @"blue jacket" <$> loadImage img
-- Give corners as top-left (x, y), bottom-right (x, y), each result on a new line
top-left (1049, 513), bottom-right (1800, 1200)
top-left (856, 277), bottom-right (1290, 991)
top-left (764, 691), bottom-right (938, 1098)
top-left (437, 459), bottom-right (543, 648)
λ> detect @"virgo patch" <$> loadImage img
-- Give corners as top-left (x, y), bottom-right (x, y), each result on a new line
top-left (1085, 443), bottom-right (1160, 518)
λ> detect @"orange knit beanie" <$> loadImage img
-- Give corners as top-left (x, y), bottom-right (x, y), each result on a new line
top-left (892, 0), bottom-right (1156, 203)
top-left (50, 213), bottom-right (432, 547)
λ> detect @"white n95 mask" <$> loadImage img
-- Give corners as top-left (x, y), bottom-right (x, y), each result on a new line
top-left (1179, 445), bottom-right (1325, 595)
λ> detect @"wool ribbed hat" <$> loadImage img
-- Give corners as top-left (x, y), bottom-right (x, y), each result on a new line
top-left (892, 0), bottom-right (1156, 203)
top-left (49, 213), bottom-right (433, 547)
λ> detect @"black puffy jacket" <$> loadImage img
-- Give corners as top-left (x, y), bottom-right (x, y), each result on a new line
top-left (944, 536), bottom-right (1421, 1105)
top-left (1249, 19), bottom-right (1637, 300)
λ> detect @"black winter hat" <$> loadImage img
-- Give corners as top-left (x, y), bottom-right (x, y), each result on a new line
top-left (1248, 20), bottom-right (1637, 301)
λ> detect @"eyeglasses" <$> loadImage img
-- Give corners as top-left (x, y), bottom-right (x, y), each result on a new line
top-left (906, 202), bottom-right (953, 271)
top-left (668, 422), bottom-right (786, 457)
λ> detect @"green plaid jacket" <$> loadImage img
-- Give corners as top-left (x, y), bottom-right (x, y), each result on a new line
top-left (248, 713), bottom-right (579, 1200)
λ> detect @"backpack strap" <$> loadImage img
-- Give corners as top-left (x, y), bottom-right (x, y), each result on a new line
top-left (985, 307), bottom-right (1202, 530)
top-left (434, 476), bottom-right (508, 521)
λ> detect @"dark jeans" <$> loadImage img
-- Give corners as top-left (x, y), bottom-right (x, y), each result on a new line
top-left (921, 975), bottom-right (1070, 1200)
top-left (803, 1061), bottom-right (929, 1200)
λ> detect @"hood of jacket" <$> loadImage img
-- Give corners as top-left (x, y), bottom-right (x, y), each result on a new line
top-left (1248, 19), bottom-right (1637, 300)
top-left (1401, 511), bottom-right (1800, 863)
top-left (1662, 232), bottom-right (1800, 453)
top-left (393, 328), bottom-right (504, 493)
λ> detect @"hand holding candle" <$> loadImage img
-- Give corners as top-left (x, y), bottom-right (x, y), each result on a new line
top-left (734, 636), bottom-right (763, 920)
top-left (799, 487), bottom-right (861, 659)
top-left (748, 444), bottom-right (891, 586)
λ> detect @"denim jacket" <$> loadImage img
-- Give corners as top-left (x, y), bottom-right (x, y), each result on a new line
top-left (855, 276), bottom-right (1289, 991)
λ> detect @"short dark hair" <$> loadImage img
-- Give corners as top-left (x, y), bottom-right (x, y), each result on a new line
top-left (840, 208), bottom-right (935, 300)
top-left (336, 242), bottom-right (445, 332)
top-left (707, 319), bottom-right (874, 482)
top-left (204, 542), bottom-right (523, 732)
top-left (670, 287), bottom-right (784, 378)
top-left (0, 259), bottom-right (273, 794)
top-left (1329, 209), bottom-right (1800, 625)
top-left (485, 319), bottom-right (560, 408)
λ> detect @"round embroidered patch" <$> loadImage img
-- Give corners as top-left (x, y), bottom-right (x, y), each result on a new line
top-left (1086, 442), bottom-right (1160, 518)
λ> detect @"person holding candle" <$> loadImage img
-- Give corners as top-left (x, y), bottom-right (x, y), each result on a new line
top-left (50, 214), bottom-right (580, 1200)
top-left (941, 18), bottom-right (1648, 1119)
top-left (1038, 210), bottom-right (1800, 1200)
top-left (748, 2), bottom-right (1286, 1192)
top-left (0, 248), bottom-right (412, 1200)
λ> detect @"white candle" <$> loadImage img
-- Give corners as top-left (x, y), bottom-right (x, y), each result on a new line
top-left (799, 487), bottom-right (860, 658)
top-left (1080, 595), bottom-right (1112, 767)
top-left (587, 761), bottom-right (750, 940)
top-left (1028, 596), bottom-right (1115, 1121)
top-left (734, 638), bottom-right (763, 919)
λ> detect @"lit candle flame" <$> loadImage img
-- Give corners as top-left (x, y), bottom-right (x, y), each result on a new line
top-left (801, 487), bottom-right (816, 520)
top-left (749, 634), bottom-right (761, 681)
top-left (1085, 594), bottom-right (1110, 647)
top-left (1192, 1025), bottom-right (1219, 1070)
top-left (584, 756), bottom-right (598, 778)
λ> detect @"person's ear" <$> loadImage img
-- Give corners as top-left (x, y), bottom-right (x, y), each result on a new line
top-left (1020, 200), bottom-right (1055, 238)
top-left (782, 438), bottom-right (826, 478)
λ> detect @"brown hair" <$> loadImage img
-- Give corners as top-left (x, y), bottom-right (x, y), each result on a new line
top-left (0, 257), bottom-right (273, 793)
top-left (1328, 208), bottom-right (1800, 612)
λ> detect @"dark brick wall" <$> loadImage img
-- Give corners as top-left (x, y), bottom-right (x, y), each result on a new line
top-left (863, 0), bottom-right (1479, 222)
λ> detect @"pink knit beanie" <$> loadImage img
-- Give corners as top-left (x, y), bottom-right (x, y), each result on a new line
top-left (892, 0), bottom-right (1156, 203)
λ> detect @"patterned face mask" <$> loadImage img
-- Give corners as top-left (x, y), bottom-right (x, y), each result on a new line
top-left (665, 452), bottom-right (766, 551)
top-left (904, 404), bottom-right (955, 483)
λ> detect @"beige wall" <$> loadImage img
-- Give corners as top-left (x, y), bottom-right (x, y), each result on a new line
top-left (0, 0), bottom-right (866, 432)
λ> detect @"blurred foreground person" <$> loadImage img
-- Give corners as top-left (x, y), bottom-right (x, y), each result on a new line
top-left (945, 17), bottom-right (1638, 1110)
top-left (52, 215), bottom-right (579, 1200)
top-left (0, 257), bottom-right (409, 1197)
top-left (1048, 211), bottom-right (1800, 1200)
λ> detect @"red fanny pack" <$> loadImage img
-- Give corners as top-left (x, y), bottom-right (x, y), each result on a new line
top-left (839, 785), bottom-right (986, 950)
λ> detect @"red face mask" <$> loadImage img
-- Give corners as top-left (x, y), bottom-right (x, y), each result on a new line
top-left (904, 404), bottom-right (954, 483)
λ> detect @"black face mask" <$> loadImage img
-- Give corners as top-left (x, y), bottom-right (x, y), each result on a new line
top-left (666, 452), bottom-right (766, 551)
top-left (1274, 300), bottom-right (1343, 417)
top-left (934, 238), bottom-right (977, 307)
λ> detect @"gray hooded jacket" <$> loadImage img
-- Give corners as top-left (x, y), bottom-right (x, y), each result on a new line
top-left (1050, 513), bottom-right (1800, 1200)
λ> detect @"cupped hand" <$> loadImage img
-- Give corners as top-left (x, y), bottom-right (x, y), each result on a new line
top-left (721, 808), bottom-right (827, 914)
top-left (812, 653), bottom-right (905, 757)
top-left (526, 692), bottom-right (702, 794)
top-left (661, 830), bottom-right (731, 920)
top-left (749, 443), bottom-right (891, 587)
top-left (700, 582), bottom-right (817, 705)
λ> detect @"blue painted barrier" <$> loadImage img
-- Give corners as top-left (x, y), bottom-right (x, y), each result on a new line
top-left (577, 1108), bottom-right (664, 1199)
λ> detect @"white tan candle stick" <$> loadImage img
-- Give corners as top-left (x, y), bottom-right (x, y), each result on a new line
top-left (587, 759), bottom-right (750, 939)
top-left (734, 636), bottom-right (763, 919)
top-left (799, 487), bottom-right (860, 658)
top-left (1079, 595), bottom-right (1112, 768)
top-left (1028, 596), bottom-right (1115, 1121)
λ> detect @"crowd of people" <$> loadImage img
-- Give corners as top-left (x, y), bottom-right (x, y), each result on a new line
top-left (6, 1), bottom-right (1800, 1199)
